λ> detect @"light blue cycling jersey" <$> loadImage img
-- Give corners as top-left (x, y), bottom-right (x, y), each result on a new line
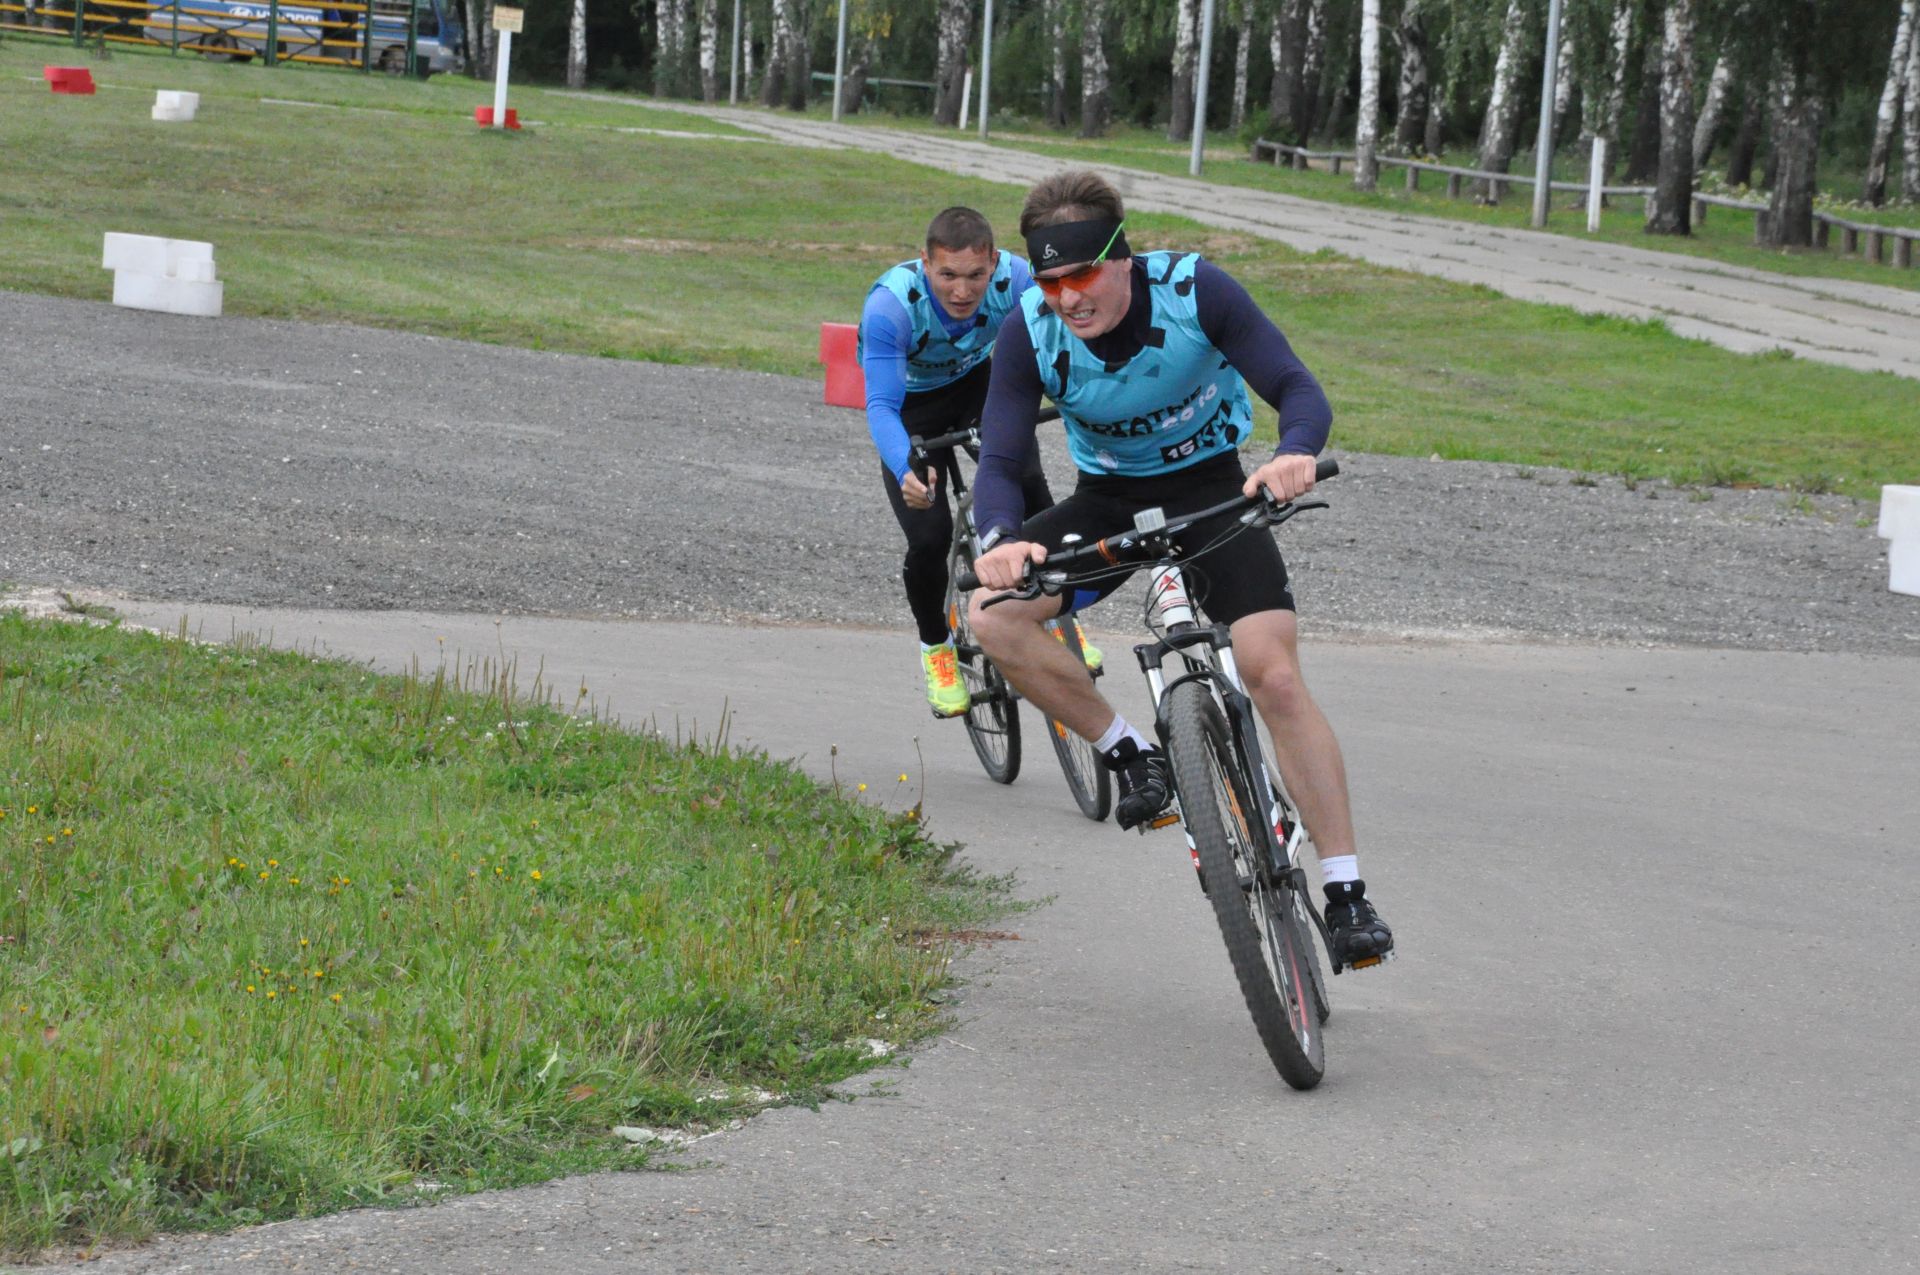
top-left (1021, 250), bottom-right (1254, 478)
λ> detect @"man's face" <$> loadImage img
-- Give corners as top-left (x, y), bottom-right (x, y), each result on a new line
top-left (1034, 257), bottom-right (1131, 340)
top-left (921, 244), bottom-right (997, 321)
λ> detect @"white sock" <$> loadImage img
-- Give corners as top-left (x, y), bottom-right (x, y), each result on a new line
top-left (1093, 716), bottom-right (1151, 755)
top-left (1319, 854), bottom-right (1360, 886)
top-left (921, 639), bottom-right (952, 653)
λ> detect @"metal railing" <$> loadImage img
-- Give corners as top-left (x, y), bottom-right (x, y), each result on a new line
top-left (0, 0), bottom-right (428, 76)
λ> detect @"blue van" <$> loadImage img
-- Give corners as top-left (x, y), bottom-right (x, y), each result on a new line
top-left (142, 0), bottom-right (462, 75)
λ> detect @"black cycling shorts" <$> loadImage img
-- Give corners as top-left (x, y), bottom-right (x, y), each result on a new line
top-left (1018, 452), bottom-right (1295, 626)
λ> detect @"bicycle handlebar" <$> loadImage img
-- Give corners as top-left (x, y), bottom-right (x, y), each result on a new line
top-left (955, 456), bottom-right (1339, 594)
top-left (909, 407), bottom-right (1062, 463)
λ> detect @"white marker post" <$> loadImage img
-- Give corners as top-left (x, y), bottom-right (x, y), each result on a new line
top-left (1586, 136), bottom-right (1607, 233)
top-left (491, 5), bottom-right (523, 129)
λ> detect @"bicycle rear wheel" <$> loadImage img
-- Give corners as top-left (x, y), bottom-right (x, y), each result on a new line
top-left (1165, 681), bottom-right (1325, 1090)
top-left (947, 559), bottom-right (1021, 785)
top-left (1043, 620), bottom-right (1112, 821)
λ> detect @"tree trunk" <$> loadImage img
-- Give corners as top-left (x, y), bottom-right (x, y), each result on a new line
top-left (1354, 0), bottom-right (1380, 188)
top-left (1599, 0), bottom-right (1633, 173)
top-left (1691, 54), bottom-right (1730, 171)
top-left (698, 0), bottom-right (719, 100)
top-left (934, 0), bottom-right (971, 125)
top-left (840, 32), bottom-right (871, 114)
top-left (1295, 0), bottom-right (1328, 138)
top-left (1551, 22), bottom-right (1576, 147)
top-left (655, 0), bottom-right (683, 97)
top-left (1866, 0), bottom-right (1917, 205)
top-left (1425, 70), bottom-right (1448, 154)
top-left (484, 0), bottom-right (498, 81)
top-left (760, 0), bottom-right (791, 106)
top-left (1046, 0), bottom-right (1068, 127)
top-left (1230, 0), bottom-right (1253, 130)
top-left (1763, 75), bottom-right (1819, 246)
top-left (567, 0), bottom-right (588, 87)
top-left (1726, 85), bottom-right (1763, 186)
top-left (743, 13), bottom-right (755, 90)
top-left (1080, 0), bottom-right (1110, 137)
top-left (1473, 0), bottom-right (1528, 200)
top-left (1394, 0), bottom-right (1428, 151)
top-left (1905, 9), bottom-right (1920, 201)
top-left (1169, 0), bottom-right (1199, 141)
top-left (463, 0), bottom-right (487, 77)
top-left (1648, 0), bottom-right (1695, 235)
top-left (1269, 0), bottom-right (1305, 135)
top-left (782, 0), bottom-right (810, 109)
top-left (1624, 36), bottom-right (1663, 183)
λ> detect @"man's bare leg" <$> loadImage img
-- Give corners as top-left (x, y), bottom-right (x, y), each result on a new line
top-left (969, 591), bottom-right (1117, 740)
top-left (1228, 609), bottom-right (1356, 860)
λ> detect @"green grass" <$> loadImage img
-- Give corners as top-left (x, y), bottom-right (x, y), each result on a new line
top-left (4, 42), bottom-right (1918, 492)
top-left (0, 612), bottom-right (1002, 1257)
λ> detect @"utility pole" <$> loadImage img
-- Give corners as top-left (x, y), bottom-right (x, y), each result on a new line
top-left (1188, 0), bottom-right (1216, 175)
top-left (1531, 0), bottom-right (1565, 227)
top-left (832, 0), bottom-right (849, 121)
top-left (978, 0), bottom-right (995, 139)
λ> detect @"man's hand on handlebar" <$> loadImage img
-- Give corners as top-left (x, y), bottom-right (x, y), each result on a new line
top-left (973, 538), bottom-right (1047, 592)
top-left (900, 465), bottom-right (939, 511)
top-left (1243, 451), bottom-right (1318, 504)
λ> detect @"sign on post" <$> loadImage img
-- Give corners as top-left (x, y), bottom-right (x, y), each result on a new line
top-left (490, 5), bottom-right (522, 130)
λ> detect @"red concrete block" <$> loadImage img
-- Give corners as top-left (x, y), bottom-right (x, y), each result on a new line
top-left (44, 66), bottom-right (96, 95)
top-left (473, 106), bottom-right (521, 129)
top-left (819, 321), bottom-right (864, 409)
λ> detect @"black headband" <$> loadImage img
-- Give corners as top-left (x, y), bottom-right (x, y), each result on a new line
top-left (1026, 218), bottom-right (1130, 272)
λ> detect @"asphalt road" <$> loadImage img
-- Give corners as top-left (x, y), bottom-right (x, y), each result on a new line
top-left (40, 606), bottom-right (1920, 1275)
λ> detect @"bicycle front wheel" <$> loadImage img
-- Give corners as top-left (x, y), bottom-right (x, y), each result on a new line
top-left (1044, 621), bottom-right (1112, 821)
top-left (1165, 681), bottom-right (1325, 1090)
top-left (947, 563), bottom-right (1021, 785)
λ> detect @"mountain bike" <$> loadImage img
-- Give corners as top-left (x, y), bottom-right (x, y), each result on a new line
top-left (909, 419), bottom-right (1111, 822)
top-left (970, 457), bottom-right (1352, 1089)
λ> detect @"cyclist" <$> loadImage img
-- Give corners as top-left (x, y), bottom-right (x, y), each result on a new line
top-left (861, 206), bottom-right (1097, 718)
top-left (965, 171), bottom-right (1392, 969)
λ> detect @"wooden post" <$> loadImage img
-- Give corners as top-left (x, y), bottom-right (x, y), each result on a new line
top-left (1692, 196), bottom-right (1706, 225)
top-left (1330, 155), bottom-right (1343, 175)
top-left (1293, 151), bottom-right (1309, 171)
top-left (1842, 225), bottom-right (1859, 254)
top-left (1446, 173), bottom-right (1462, 198)
top-left (1755, 210), bottom-right (1771, 242)
top-left (1898, 236), bottom-right (1914, 269)
top-left (1406, 166), bottom-right (1419, 191)
top-left (1816, 219), bottom-right (1831, 248)
top-left (1867, 229), bottom-right (1884, 263)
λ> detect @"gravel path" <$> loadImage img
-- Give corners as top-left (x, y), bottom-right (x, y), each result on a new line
top-left (3, 290), bottom-right (1915, 656)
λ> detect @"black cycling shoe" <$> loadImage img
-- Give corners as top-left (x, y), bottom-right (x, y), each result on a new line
top-left (1324, 880), bottom-right (1395, 969)
top-left (1108, 744), bottom-right (1174, 831)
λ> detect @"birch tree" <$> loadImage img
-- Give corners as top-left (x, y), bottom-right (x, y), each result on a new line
top-left (1648, 0), bottom-right (1696, 234)
top-left (1394, 0), bottom-right (1429, 151)
top-left (1231, 0), bottom-right (1254, 130)
top-left (1865, 0), bottom-right (1917, 205)
top-left (1269, 0), bottom-right (1305, 134)
top-left (1473, 0), bottom-right (1530, 201)
top-left (1355, 0), bottom-right (1380, 188)
top-left (1045, 0), bottom-right (1069, 127)
top-left (1692, 54), bottom-right (1731, 170)
top-left (1551, 22), bottom-right (1576, 146)
top-left (567, 0), bottom-right (587, 87)
top-left (1296, 0), bottom-right (1329, 138)
top-left (760, 0), bottom-right (792, 106)
top-left (655, 0), bottom-right (689, 96)
top-left (1598, 0), bottom-right (1634, 173)
top-left (1905, 11), bottom-right (1920, 200)
top-left (1762, 7), bottom-right (1820, 248)
top-left (698, 0), bottom-right (719, 100)
top-left (933, 0), bottom-right (970, 125)
top-left (1082, 0), bottom-right (1111, 136)
top-left (782, 0), bottom-right (810, 108)
top-left (1169, 0), bottom-right (1200, 140)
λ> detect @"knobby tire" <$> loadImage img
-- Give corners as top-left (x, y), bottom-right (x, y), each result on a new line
top-left (948, 547), bottom-right (1021, 784)
top-left (1165, 681), bottom-right (1326, 1090)
top-left (1044, 621), bottom-right (1112, 821)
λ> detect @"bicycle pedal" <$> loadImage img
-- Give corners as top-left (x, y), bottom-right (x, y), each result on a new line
top-left (1342, 951), bottom-right (1395, 972)
top-left (1147, 812), bottom-right (1180, 830)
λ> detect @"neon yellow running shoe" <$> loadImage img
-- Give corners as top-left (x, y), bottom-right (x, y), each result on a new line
top-left (1072, 619), bottom-right (1104, 672)
top-left (922, 642), bottom-right (971, 718)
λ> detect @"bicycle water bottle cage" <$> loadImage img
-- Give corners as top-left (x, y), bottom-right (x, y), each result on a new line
top-left (1133, 507), bottom-right (1168, 534)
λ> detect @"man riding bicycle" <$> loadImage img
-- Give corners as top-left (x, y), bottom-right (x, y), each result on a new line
top-left (860, 206), bottom-right (1099, 719)
top-left (965, 171), bottom-right (1393, 969)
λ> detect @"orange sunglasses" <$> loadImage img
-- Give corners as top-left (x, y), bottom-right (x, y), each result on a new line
top-left (1034, 222), bottom-right (1126, 298)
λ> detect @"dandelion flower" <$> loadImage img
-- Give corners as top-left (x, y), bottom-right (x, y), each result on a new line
top-left (530, 870), bottom-right (543, 881)
top-left (899, 774), bottom-right (908, 783)
top-left (330, 993), bottom-right (342, 1003)
top-left (266, 990), bottom-right (276, 1000)
top-left (26, 806), bottom-right (36, 815)
top-left (300, 938), bottom-right (309, 947)
top-left (247, 985), bottom-right (256, 994)
top-left (62, 828), bottom-right (73, 837)
top-left (857, 783), bottom-right (868, 792)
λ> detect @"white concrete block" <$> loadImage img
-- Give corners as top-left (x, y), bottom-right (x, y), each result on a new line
top-left (112, 270), bottom-right (223, 318)
top-left (172, 258), bottom-right (216, 284)
top-left (152, 104), bottom-right (194, 123)
top-left (1878, 485), bottom-right (1920, 542)
top-left (154, 90), bottom-right (199, 115)
top-left (102, 233), bottom-right (215, 278)
top-left (1891, 539), bottom-right (1920, 598)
